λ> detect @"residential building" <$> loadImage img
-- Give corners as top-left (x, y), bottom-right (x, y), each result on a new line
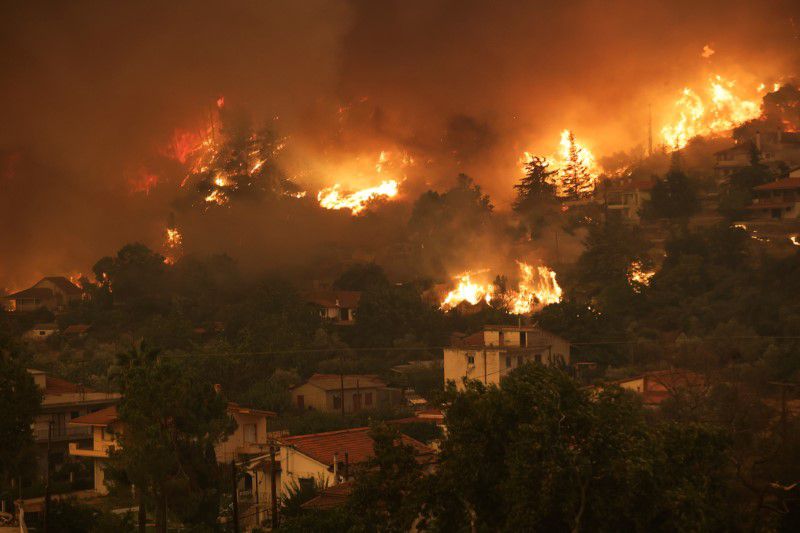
top-left (277, 427), bottom-right (433, 498)
top-left (3, 277), bottom-right (83, 312)
top-left (444, 325), bottom-right (570, 390)
top-left (23, 323), bottom-right (59, 341)
top-left (290, 373), bottom-right (403, 413)
top-left (68, 403), bottom-right (276, 494)
top-left (28, 369), bottom-right (120, 482)
top-left (610, 369), bottom-right (706, 406)
top-left (747, 170), bottom-right (800, 220)
top-left (599, 177), bottom-right (655, 222)
top-left (714, 130), bottom-right (800, 180)
top-left (305, 290), bottom-right (361, 325)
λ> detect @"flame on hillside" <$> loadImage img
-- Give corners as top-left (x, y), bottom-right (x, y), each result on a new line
top-left (627, 261), bottom-right (655, 290)
top-left (441, 262), bottom-right (562, 314)
top-left (661, 75), bottom-right (767, 150)
top-left (505, 262), bottom-right (563, 314)
top-left (440, 271), bottom-right (495, 310)
top-left (317, 180), bottom-right (399, 214)
top-left (521, 129), bottom-right (600, 198)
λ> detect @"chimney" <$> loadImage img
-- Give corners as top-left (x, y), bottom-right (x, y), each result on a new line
top-left (756, 130), bottom-right (762, 151)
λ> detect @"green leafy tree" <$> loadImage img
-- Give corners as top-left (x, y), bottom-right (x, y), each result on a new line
top-left (0, 354), bottom-right (42, 498)
top-left (347, 423), bottom-right (426, 532)
top-left (112, 342), bottom-right (235, 532)
top-left (423, 365), bottom-right (734, 531)
top-left (643, 157), bottom-right (699, 220)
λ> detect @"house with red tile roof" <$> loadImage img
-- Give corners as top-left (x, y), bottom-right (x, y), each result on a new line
top-left (607, 369), bottom-right (707, 406)
top-left (444, 325), bottom-right (570, 391)
top-left (748, 170), bottom-right (800, 220)
top-left (3, 276), bottom-right (83, 312)
top-left (598, 177), bottom-right (656, 222)
top-left (68, 402), bottom-right (276, 494)
top-left (277, 427), bottom-right (433, 503)
top-left (304, 290), bottom-right (361, 325)
top-left (290, 373), bottom-right (403, 413)
top-left (26, 369), bottom-right (120, 485)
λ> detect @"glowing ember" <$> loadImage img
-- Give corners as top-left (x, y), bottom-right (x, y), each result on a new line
top-left (627, 261), bottom-right (655, 290)
top-left (505, 261), bottom-right (563, 314)
top-left (661, 75), bottom-right (763, 150)
top-left (165, 228), bottom-right (182, 249)
top-left (790, 235), bottom-right (800, 247)
top-left (317, 179), bottom-right (399, 215)
top-left (441, 271), bottom-right (495, 310)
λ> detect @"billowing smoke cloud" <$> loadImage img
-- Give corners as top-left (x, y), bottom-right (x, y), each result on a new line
top-left (1, 0), bottom-right (799, 287)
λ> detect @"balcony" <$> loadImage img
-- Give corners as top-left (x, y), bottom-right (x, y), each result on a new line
top-left (69, 441), bottom-right (110, 458)
top-left (33, 425), bottom-right (91, 443)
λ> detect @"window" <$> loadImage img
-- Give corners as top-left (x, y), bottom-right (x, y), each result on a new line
top-left (333, 395), bottom-right (342, 409)
top-left (466, 354), bottom-right (475, 366)
top-left (296, 395), bottom-right (305, 409)
top-left (519, 331), bottom-right (527, 347)
top-left (498, 331), bottom-right (505, 345)
top-left (506, 355), bottom-right (511, 368)
top-left (39, 330), bottom-right (46, 336)
top-left (365, 392), bottom-right (373, 406)
top-left (353, 393), bottom-right (362, 411)
top-left (244, 423), bottom-right (257, 444)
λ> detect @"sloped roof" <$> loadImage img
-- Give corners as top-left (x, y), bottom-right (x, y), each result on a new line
top-left (280, 427), bottom-right (433, 467)
top-left (753, 177), bottom-right (800, 191)
top-left (299, 373), bottom-right (388, 391)
top-left (70, 405), bottom-right (118, 427)
top-left (38, 277), bottom-right (82, 295)
top-left (5, 287), bottom-right (54, 300)
top-left (69, 402), bottom-right (274, 426)
top-left (301, 481), bottom-right (354, 510)
top-left (305, 290), bottom-right (361, 309)
top-left (63, 324), bottom-right (91, 334)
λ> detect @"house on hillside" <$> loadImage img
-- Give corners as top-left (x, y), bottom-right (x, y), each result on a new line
top-left (304, 290), bottom-right (361, 325)
top-left (28, 369), bottom-right (120, 483)
top-left (277, 427), bottom-right (433, 500)
top-left (3, 277), bottom-right (83, 313)
top-left (290, 373), bottom-right (403, 413)
top-left (68, 403), bottom-right (276, 494)
top-left (714, 130), bottom-right (800, 181)
top-left (599, 177), bottom-right (655, 222)
top-left (607, 369), bottom-right (706, 406)
top-left (23, 323), bottom-right (59, 341)
top-left (444, 325), bottom-right (570, 390)
top-left (747, 172), bottom-right (800, 220)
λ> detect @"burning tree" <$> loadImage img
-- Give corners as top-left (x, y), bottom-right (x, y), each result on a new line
top-left (183, 105), bottom-right (299, 207)
top-left (558, 130), bottom-right (595, 199)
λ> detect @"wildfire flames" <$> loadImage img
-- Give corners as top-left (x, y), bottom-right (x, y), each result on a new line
top-left (661, 75), bottom-right (766, 150)
top-left (317, 179), bottom-right (400, 215)
top-left (441, 271), bottom-right (495, 309)
top-left (627, 261), bottom-right (655, 290)
top-left (521, 129), bottom-right (600, 198)
top-left (441, 262), bottom-right (562, 315)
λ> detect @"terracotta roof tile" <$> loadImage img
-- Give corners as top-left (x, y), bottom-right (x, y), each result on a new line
top-left (305, 290), bottom-right (361, 309)
top-left (281, 427), bottom-right (433, 467)
top-left (70, 405), bottom-right (118, 426)
top-left (301, 481), bottom-right (354, 510)
top-left (753, 177), bottom-right (800, 191)
top-left (300, 373), bottom-right (388, 391)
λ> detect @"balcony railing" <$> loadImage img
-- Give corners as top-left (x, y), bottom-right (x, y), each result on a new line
top-left (33, 425), bottom-right (91, 442)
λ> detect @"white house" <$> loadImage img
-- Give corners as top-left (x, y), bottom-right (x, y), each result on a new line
top-left (444, 325), bottom-right (570, 390)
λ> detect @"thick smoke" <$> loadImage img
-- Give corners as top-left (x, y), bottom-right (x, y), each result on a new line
top-left (1, 0), bottom-right (799, 287)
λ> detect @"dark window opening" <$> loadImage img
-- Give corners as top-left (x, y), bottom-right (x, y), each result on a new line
top-left (333, 396), bottom-right (342, 409)
top-left (520, 331), bottom-right (527, 347)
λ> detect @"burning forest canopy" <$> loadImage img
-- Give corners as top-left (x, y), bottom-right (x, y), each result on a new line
top-left (2, 0), bottom-right (800, 290)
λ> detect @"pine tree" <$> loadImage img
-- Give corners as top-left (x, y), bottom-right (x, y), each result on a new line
top-left (513, 156), bottom-right (557, 213)
top-left (559, 131), bottom-right (593, 199)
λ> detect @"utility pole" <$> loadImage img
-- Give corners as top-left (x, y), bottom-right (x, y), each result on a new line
top-left (43, 420), bottom-right (52, 533)
top-left (230, 460), bottom-right (239, 533)
top-left (253, 467), bottom-right (260, 526)
top-left (339, 353), bottom-right (346, 417)
top-left (648, 103), bottom-right (653, 157)
top-left (270, 445), bottom-right (278, 530)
